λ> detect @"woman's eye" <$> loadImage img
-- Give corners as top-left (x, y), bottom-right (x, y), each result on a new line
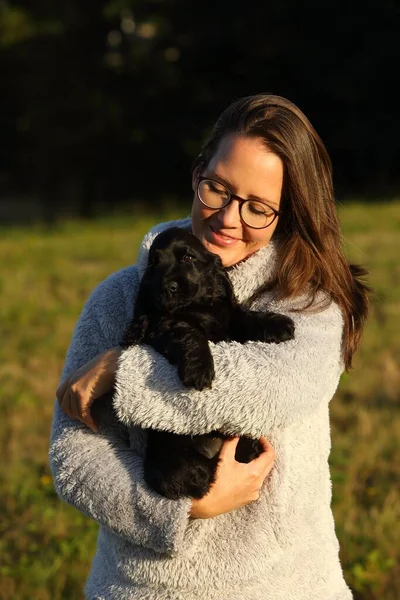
top-left (208, 182), bottom-right (228, 197)
top-left (247, 202), bottom-right (274, 216)
top-left (248, 204), bottom-right (267, 215)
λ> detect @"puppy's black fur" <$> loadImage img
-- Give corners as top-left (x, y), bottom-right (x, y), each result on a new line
top-left (121, 227), bottom-right (294, 500)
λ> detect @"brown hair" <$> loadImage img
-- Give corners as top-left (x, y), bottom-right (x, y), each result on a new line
top-left (192, 94), bottom-right (370, 370)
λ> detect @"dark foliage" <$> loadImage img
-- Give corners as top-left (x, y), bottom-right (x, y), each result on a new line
top-left (0, 1), bottom-right (399, 222)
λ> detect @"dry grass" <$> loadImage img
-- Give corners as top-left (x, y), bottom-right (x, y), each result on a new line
top-left (0, 201), bottom-right (399, 599)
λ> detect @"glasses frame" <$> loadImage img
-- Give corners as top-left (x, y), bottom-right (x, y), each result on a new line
top-left (197, 176), bottom-right (281, 230)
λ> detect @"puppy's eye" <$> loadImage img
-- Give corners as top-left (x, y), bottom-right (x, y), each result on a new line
top-left (181, 254), bottom-right (193, 263)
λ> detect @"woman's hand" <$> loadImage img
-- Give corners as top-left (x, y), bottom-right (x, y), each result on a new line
top-left (190, 436), bottom-right (275, 519)
top-left (56, 347), bottom-right (122, 432)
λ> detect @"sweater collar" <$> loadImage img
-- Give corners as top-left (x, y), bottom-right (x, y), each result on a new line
top-left (137, 217), bottom-right (279, 304)
top-left (225, 242), bottom-right (278, 304)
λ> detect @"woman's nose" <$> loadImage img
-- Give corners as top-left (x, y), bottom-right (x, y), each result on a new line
top-left (215, 199), bottom-right (241, 227)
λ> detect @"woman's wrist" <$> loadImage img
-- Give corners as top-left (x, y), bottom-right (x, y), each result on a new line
top-left (190, 499), bottom-right (204, 519)
top-left (190, 497), bottom-right (218, 519)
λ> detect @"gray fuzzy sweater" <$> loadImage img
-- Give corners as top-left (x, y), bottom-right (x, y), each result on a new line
top-left (50, 218), bottom-right (353, 600)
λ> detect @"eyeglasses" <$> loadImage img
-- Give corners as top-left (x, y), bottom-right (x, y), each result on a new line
top-left (197, 176), bottom-right (281, 229)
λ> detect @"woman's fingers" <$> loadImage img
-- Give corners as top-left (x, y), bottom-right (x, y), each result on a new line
top-left (219, 436), bottom-right (275, 474)
top-left (191, 435), bottom-right (275, 519)
top-left (57, 379), bottom-right (99, 432)
top-left (67, 386), bottom-right (98, 432)
top-left (56, 379), bottom-right (68, 404)
top-left (70, 392), bottom-right (82, 423)
top-left (257, 435), bottom-right (272, 451)
top-left (252, 436), bottom-right (276, 476)
top-left (60, 387), bottom-right (73, 419)
top-left (218, 436), bottom-right (240, 461)
top-left (79, 394), bottom-right (99, 432)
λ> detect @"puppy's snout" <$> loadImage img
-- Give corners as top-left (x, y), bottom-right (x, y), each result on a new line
top-left (167, 281), bottom-right (179, 294)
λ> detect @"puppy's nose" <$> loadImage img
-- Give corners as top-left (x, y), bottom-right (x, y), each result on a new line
top-left (167, 281), bottom-right (179, 294)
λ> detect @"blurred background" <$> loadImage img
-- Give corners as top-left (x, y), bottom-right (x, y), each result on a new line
top-left (0, 1), bottom-right (399, 599)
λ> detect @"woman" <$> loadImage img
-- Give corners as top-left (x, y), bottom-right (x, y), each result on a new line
top-left (51, 94), bottom-right (369, 600)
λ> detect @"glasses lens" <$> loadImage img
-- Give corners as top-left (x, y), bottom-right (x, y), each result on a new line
top-left (241, 200), bottom-right (277, 228)
top-left (198, 179), bottom-right (230, 208)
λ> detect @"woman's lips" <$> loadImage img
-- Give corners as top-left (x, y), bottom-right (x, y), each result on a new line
top-left (208, 226), bottom-right (240, 247)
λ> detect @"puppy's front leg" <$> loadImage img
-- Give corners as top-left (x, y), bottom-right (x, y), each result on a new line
top-left (120, 314), bottom-right (149, 347)
top-left (167, 325), bottom-right (215, 391)
top-left (229, 306), bottom-right (295, 344)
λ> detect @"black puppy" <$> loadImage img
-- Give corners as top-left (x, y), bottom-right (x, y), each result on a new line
top-left (121, 227), bottom-right (294, 500)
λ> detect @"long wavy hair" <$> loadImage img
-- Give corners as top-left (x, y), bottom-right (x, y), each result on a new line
top-left (192, 94), bottom-right (370, 371)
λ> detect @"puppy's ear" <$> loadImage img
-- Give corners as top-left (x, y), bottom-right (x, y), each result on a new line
top-left (147, 245), bottom-right (161, 267)
top-left (207, 253), bottom-right (234, 301)
top-left (147, 246), bottom-right (155, 266)
top-left (210, 252), bottom-right (223, 269)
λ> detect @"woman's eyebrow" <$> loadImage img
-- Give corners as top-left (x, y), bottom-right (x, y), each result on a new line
top-left (206, 171), bottom-right (280, 208)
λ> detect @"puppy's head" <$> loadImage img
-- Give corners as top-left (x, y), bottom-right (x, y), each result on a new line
top-left (142, 227), bottom-right (231, 311)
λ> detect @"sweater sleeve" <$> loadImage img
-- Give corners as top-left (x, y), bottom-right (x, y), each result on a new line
top-left (49, 268), bottom-right (197, 557)
top-left (113, 298), bottom-right (345, 438)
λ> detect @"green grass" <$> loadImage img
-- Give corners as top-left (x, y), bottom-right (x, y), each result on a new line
top-left (0, 201), bottom-right (399, 599)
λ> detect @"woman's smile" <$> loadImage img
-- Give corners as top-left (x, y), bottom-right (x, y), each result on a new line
top-left (207, 226), bottom-right (241, 246)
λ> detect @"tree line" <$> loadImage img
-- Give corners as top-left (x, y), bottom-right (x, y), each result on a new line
top-left (0, 0), bottom-right (398, 221)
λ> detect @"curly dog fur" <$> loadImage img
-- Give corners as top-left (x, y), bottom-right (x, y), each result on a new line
top-left (121, 227), bottom-right (295, 499)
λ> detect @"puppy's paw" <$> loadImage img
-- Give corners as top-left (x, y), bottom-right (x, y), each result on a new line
top-left (243, 312), bottom-right (295, 344)
top-left (259, 313), bottom-right (295, 343)
top-left (235, 436), bottom-right (262, 463)
top-left (178, 354), bottom-right (215, 390)
top-left (120, 315), bottom-right (148, 347)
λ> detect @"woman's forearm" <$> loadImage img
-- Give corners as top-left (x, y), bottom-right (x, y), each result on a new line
top-left (113, 299), bottom-right (344, 438)
top-left (50, 400), bottom-right (198, 556)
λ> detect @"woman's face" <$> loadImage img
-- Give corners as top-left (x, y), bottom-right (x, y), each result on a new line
top-left (191, 134), bottom-right (283, 267)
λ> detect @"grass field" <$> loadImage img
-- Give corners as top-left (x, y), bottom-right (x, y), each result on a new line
top-left (0, 201), bottom-right (399, 600)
